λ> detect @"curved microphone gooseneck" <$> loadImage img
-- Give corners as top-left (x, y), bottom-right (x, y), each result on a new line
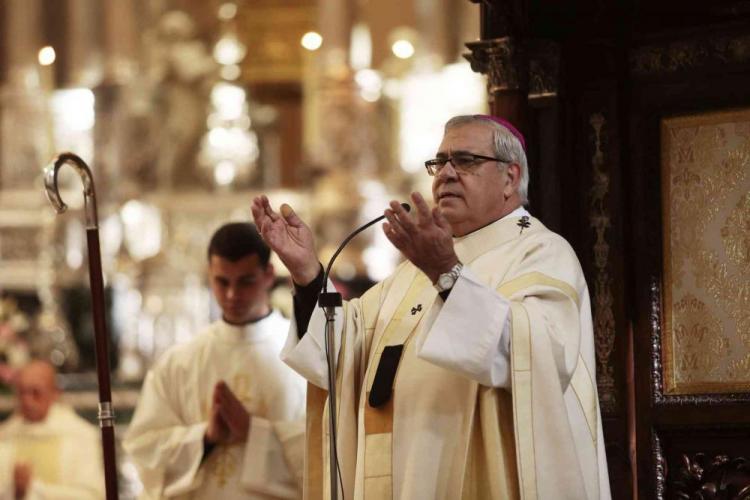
top-left (321, 202), bottom-right (411, 295)
top-left (317, 202), bottom-right (410, 500)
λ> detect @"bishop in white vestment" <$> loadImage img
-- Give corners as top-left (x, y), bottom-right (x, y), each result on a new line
top-left (253, 115), bottom-right (611, 499)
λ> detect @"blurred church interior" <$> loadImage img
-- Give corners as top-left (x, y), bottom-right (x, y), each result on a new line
top-left (1, 0), bottom-right (749, 498)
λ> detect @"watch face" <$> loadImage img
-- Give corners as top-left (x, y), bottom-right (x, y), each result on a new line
top-left (438, 274), bottom-right (454, 290)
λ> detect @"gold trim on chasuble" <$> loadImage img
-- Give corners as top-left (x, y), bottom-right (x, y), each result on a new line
top-left (204, 445), bottom-right (240, 488)
top-left (498, 272), bottom-right (580, 308)
top-left (509, 303), bottom-right (536, 500)
top-left (202, 373), bottom-right (253, 487)
top-left (363, 271), bottom-right (434, 499)
top-left (305, 384), bottom-right (327, 500)
top-left (569, 356), bottom-right (599, 443)
top-left (505, 271), bottom-right (600, 499)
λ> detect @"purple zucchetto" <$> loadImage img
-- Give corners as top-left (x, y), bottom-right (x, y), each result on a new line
top-left (474, 115), bottom-right (526, 152)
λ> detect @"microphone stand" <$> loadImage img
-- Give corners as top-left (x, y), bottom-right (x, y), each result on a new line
top-left (43, 153), bottom-right (119, 500)
top-left (317, 290), bottom-right (341, 500)
top-left (317, 203), bottom-right (409, 500)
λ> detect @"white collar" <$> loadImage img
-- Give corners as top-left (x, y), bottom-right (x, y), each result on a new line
top-left (453, 207), bottom-right (539, 264)
top-left (214, 310), bottom-right (284, 343)
top-left (506, 205), bottom-right (531, 219)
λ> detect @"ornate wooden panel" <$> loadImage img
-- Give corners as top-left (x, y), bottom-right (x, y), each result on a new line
top-left (629, 25), bottom-right (750, 500)
top-left (660, 109), bottom-right (750, 396)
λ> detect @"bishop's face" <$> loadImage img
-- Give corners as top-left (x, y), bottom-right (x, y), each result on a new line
top-left (208, 253), bottom-right (274, 324)
top-left (431, 122), bottom-right (520, 236)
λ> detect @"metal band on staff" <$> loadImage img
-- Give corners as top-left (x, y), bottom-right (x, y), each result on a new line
top-left (43, 152), bottom-right (120, 500)
top-left (98, 402), bottom-right (116, 428)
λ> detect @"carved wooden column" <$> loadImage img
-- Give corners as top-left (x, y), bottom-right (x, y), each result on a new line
top-left (3, 0), bottom-right (43, 87)
top-left (0, 0), bottom-right (50, 189)
top-left (306, 0), bottom-right (378, 273)
top-left (102, 0), bottom-right (139, 84)
top-left (92, 1), bottom-right (142, 200)
top-left (318, 0), bottom-right (354, 73)
top-left (463, 0), bottom-right (562, 231)
top-left (66, 0), bottom-right (102, 87)
top-left (464, 0), bottom-right (529, 135)
top-left (415, 0), bottom-right (449, 66)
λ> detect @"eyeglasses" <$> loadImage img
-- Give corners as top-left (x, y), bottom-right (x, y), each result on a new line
top-left (424, 152), bottom-right (510, 176)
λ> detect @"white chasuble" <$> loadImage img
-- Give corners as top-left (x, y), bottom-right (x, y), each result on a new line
top-left (283, 214), bottom-right (611, 500)
top-left (0, 403), bottom-right (105, 500)
top-left (124, 311), bottom-right (306, 499)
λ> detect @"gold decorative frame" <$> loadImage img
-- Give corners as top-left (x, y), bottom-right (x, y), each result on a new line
top-left (661, 108), bottom-right (750, 394)
top-left (238, 5), bottom-right (317, 83)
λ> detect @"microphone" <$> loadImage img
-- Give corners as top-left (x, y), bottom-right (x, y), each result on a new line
top-left (319, 202), bottom-right (410, 304)
top-left (318, 202), bottom-right (409, 500)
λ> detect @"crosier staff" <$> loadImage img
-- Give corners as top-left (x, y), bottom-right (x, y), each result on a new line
top-left (43, 152), bottom-right (119, 500)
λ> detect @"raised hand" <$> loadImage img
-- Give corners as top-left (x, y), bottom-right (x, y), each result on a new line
top-left (383, 192), bottom-right (459, 283)
top-left (251, 195), bottom-right (320, 285)
top-left (213, 381), bottom-right (250, 444)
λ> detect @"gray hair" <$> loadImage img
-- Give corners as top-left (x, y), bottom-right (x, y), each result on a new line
top-left (444, 115), bottom-right (529, 205)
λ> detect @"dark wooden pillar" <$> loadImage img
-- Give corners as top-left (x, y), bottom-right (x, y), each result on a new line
top-left (464, 0), bottom-right (565, 237)
top-left (463, 2), bottom-right (632, 499)
top-left (464, 0), bottom-right (529, 137)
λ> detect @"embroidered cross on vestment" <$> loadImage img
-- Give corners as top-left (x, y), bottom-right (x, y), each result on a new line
top-left (517, 215), bottom-right (531, 234)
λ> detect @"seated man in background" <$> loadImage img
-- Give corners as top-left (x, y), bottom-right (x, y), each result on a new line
top-left (0, 359), bottom-right (105, 500)
top-left (124, 222), bottom-right (306, 499)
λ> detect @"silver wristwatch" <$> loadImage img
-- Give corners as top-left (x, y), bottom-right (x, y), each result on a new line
top-left (435, 262), bottom-right (463, 292)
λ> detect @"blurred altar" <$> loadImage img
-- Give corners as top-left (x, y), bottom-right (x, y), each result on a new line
top-left (0, 0), bottom-right (485, 444)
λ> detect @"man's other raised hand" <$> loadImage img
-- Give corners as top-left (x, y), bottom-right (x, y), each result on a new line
top-left (251, 195), bottom-right (320, 286)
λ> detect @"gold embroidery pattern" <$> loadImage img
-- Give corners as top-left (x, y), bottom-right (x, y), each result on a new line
top-left (662, 109), bottom-right (750, 394)
top-left (721, 192), bottom-right (750, 271)
top-left (728, 353), bottom-right (750, 380)
top-left (719, 193), bottom-right (750, 349)
top-left (204, 373), bottom-right (253, 486)
top-left (232, 373), bottom-right (253, 407)
top-left (588, 112), bottom-right (617, 412)
top-left (672, 294), bottom-right (727, 383)
top-left (631, 34), bottom-right (750, 76)
top-left (206, 446), bottom-right (238, 488)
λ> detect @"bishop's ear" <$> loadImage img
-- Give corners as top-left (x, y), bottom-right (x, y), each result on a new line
top-left (503, 163), bottom-right (522, 199)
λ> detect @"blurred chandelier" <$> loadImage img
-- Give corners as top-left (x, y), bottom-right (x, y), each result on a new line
top-left (199, 5), bottom-right (258, 188)
top-left (198, 81), bottom-right (258, 187)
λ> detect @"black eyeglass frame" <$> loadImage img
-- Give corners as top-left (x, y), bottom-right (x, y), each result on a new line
top-left (424, 153), bottom-right (511, 176)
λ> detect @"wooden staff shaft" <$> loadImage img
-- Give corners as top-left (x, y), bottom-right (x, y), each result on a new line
top-left (86, 229), bottom-right (119, 500)
top-left (44, 153), bottom-right (119, 499)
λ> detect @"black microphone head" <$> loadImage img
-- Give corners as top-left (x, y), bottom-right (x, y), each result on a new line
top-left (401, 202), bottom-right (411, 212)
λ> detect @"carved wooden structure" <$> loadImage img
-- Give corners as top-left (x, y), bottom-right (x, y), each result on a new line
top-left (468, 1), bottom-right (750, 498)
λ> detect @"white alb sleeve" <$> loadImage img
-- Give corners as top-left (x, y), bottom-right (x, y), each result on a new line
top-left (416, 266), bottom-right (512, 388)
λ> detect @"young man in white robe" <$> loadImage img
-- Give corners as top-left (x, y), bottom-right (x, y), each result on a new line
top-left (123, 223), bottom-right (306, 499)
top-left (0, 359), bottom-right (105, 500)
top-left (252, 115), bottom-right (612, 500)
